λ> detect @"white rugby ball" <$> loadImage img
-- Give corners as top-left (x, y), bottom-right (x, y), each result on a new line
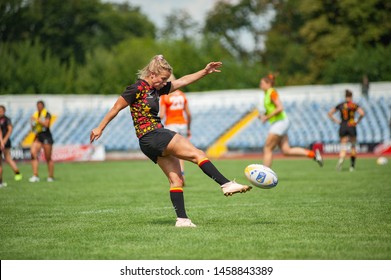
top-left (376, 157), bottom-right (388, 165)
top-left (244, 164), bottom-right (278, 189)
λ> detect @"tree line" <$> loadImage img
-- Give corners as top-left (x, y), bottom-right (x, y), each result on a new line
top-left (1, 0), bottom-right (390, 94)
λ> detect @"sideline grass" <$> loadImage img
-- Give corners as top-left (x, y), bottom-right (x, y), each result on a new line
top-left (0, 158), bottom-right (390, 260)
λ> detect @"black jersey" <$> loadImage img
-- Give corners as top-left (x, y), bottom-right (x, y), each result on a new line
top-left (121, 80), bottom-right (171, 138)
top-left (0, 115), bottom-right (12, 137)
top-left (335, 101), bottom-right (360, 127)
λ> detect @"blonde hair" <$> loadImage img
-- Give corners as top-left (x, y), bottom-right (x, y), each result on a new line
top-left (137, 55), bottom-right (173, 79)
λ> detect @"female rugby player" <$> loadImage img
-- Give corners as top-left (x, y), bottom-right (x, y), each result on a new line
top-left (0, 105), bottom-right (22, 187)
top-left (90, 55), bottom-right (251, 227)
top-left (328, 90), bottom-right (365, 171)
top-left (259, 74), bottom-right (323, 168)
top-left (29, 101), bottom-right (55, 182)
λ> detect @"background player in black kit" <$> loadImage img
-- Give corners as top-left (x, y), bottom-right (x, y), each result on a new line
top-left (328, 90), bottom-right (365, 171)
top-left (29, 101), bottom-right (55, 182)
top-left (0, 105), bottom-right (22, 187)
top-left (90, 55), bottom-right (251, 228)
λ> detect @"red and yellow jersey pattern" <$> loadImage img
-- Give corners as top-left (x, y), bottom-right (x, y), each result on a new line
top-left (121, 80), bottom-right (171, 138)
top-left (336, 101), bottom-right (360, 126)
top-left (160, 90), bottom-right (188, 125)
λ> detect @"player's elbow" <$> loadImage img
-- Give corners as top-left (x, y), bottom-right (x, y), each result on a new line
top-left (109, 105), bottom-right (122, 118)
top-left (276, 106), bottom-right (284, 114)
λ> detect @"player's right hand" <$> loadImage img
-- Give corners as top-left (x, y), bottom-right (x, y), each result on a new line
top-left (90, 128), bottom-right (102, 143)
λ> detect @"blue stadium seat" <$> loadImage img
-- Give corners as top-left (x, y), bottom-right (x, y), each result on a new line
top-left (6, 95), bottom-right (391, 152)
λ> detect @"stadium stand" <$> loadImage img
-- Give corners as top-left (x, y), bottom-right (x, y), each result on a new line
top-left (2, 83), bottom-right (390, 153)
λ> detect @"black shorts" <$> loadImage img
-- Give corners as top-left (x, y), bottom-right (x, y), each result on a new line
top-left (0, 140), bottom-right (11, 155)
top-left (36, 132), bottom-right (54, 145)
top-left (139, 128), bottom-right (176, 163)
top-left (4, 139), bottom-right (11, 149)
top-left (339, 124), bottom-right (357, 138)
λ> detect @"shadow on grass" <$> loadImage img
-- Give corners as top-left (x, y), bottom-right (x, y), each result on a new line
top-left (149, 218), bottom-right (174, 225)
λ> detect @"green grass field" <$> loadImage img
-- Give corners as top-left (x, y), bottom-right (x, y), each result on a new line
top-left (0, 157), bottom-right (390, 260)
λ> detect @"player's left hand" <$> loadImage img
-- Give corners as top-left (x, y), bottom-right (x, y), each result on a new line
top-left (204, 62), bottom-right (223, 74)
top-left (260, 115), bottom-right (268, 123)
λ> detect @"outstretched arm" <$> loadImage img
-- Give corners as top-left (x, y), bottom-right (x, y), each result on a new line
top-left (170, 62), bottom-right (222, 92)
top-left (90, 96), bottom-right (128, 143)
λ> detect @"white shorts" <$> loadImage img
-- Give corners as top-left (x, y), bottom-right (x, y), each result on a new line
top-left (165, 124), bottom-right (188, 136)
top-left (269, 118), bottom-right (290, 136)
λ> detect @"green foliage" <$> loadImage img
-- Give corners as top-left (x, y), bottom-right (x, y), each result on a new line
top-left (1, 0), bottom-right (391, 94)
top-left (76, 38), bottom-right (158, 94)
top-left (0, 0), bottom-right (32, 42)
top-left (323, 44), bottom-right (391, 83)
top-left (264, 0), bottom-right (391, 84)
top-left (0, 158), bottom-right (390, 259)
top-left (0, 40), bottom-right (74, 94)
top-left (204, 0), bottom-right (270, 59)
top-left (159, 9), bottom-right (199, 41)
top-left (1, 0), bottom-right (156, 64)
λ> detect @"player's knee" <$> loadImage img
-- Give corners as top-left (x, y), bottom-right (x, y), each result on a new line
top-left (340, 143), bottom-right (348, 151)
top-left (191, 149), bottom-right (207, 164)
top-left (279, 145), bottom-right (290, 155)
top-left (31, 153), bottom-right (37, 160)
top-left (264, 144), bottom-right (274, 152)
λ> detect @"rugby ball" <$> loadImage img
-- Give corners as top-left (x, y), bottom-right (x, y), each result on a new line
top-left (376, 157), bottom-right (388, 165)
top-left (244, 164), bottom-right (278, 189)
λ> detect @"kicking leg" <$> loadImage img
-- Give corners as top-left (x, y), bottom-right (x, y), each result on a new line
top-left (163, 134), bottom-right (251, 196)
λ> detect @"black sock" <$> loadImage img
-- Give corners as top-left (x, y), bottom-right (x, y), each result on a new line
top-left (198, 158), bottom-right (230, 185)
top-left (170, 188), bottom-right (187, 218)
top-left (15, 171), bottom-right (20, 175)
top-left (351, 156), bottom-right (356, 168)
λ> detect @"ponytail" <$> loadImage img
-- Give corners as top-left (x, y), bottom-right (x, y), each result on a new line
top-left (262, 73), bottom-right (277, 86)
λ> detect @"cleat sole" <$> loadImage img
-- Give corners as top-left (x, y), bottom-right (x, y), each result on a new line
top-left (224, 186), bottom-right (252, 197)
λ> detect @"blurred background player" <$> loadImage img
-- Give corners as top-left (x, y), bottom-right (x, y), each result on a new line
top-left (259, 74), bottom-right (323, 167)
top-left (328, 90), bottom-right (365, 171)
top-left (159, 74), bottom-right (192, 184)
top-left (29, 101), bottom-right (55, 182)
top-left (90, 55), bottom-right (251, 228)
top-left (0, 105), bottom-right (23, 186)
top-left (0, 129), bottom-right (5, 187)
